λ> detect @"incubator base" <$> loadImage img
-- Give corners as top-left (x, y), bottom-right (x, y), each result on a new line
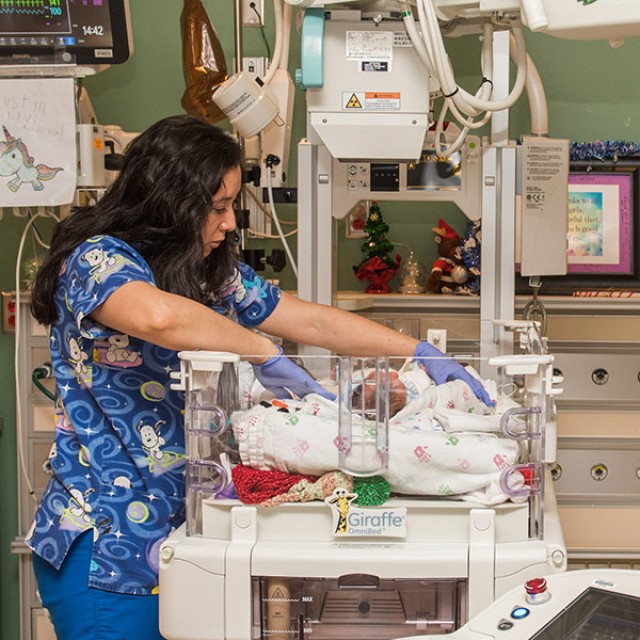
top-left (158, 483), bottom-right (565, 640)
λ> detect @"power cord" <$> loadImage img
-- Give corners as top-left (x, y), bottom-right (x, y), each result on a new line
top-left (32, 363), bottom-right (56, 403)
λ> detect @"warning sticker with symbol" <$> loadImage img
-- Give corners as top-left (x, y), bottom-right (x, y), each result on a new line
top-left (344, 92), bottom-right (364, 109)
top-left (342, 91), bottom-right (401, 111)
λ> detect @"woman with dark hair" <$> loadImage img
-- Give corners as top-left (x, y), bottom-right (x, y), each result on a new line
top-left (27, 114), bottom-right (491, 640)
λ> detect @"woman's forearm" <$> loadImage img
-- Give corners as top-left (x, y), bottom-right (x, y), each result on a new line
top-left (91, 281), bottom-right (279, 363)
top-left (259, 292), bottom-right (419, 357)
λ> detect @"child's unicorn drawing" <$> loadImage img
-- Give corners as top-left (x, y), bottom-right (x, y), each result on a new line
top-left (0, 125), bottom-right (63, 192)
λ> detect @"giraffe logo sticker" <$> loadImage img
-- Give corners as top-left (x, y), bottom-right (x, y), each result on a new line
top-left (325, 488), bottom-right (407, 538)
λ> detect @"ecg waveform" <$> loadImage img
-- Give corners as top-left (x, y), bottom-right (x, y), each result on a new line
top-left (0, 1), bottom-right (45, 13)
top-left (0, 0), bottom-right (63, 16)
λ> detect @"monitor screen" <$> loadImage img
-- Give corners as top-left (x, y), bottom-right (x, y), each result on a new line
top-left (0, 0), bottom-right (131, 65)
top-left (531, 587), bottom-right (640, 640)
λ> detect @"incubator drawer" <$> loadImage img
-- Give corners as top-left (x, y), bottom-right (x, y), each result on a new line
top-left (254, 575), bottom-right (466, 640)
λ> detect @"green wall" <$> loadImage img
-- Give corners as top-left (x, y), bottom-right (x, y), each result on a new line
top-left (3, 2), bottom-right (640, 638)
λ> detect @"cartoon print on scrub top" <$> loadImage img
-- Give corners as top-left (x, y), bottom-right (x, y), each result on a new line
top-left (28, 236), bottom-right (282, 594)
top-left (136, 417), bottom-right (186, 475)
top-left (80, 244), bottom-right (129, 283)
top-left (220, 267), bottom-right (274, 322)
top-left (220, 269), bottom-right (246, 303)
top-left (94, 333), bottom-right (143, 367)
top-left (59, 487), bottom-right (96, 532)
top-left (66, 334), bottom-right (92, 387)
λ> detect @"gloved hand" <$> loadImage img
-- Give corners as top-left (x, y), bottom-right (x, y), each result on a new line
top-left (253, 347), bottom-right (336, 401)
top-left (413, 341), bottom-right (494, 406)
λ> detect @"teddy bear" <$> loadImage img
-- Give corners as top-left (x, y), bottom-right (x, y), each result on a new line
top-left (426, 219), bottom-right (469, 294)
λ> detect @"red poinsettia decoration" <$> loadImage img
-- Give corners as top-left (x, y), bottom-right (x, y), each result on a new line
top-left (353, 254), bottom-right (401, 293)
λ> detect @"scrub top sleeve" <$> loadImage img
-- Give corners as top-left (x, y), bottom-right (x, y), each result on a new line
top-left (223, 261), bottom-right (282, 327)
top-left (60, 236), bottom-right (156, 339)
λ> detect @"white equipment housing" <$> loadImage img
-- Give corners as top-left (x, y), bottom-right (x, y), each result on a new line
top-left (304, 16), bottom-right (431, 161)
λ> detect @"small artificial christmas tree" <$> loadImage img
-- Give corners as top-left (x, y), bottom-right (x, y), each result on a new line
top-left (353, 202), bottom-right (401, 293)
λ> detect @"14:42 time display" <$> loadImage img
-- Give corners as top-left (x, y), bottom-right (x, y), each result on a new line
top-left (82, 25), bottom-right (105, 36)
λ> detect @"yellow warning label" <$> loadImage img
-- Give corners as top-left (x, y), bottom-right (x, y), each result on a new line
top-left (345, 93), bottom-right (363, 109)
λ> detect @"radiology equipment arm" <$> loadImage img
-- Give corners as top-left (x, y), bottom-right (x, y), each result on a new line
top-left (90, 281), bottom-right (279, 363)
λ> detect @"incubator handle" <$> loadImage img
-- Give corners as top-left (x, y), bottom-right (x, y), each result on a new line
top-left (500, 463), bottom-right (543, 497)
top-left (337, 574), bottom-right (380, 589)
top-left (500, 406), bottom-right (542, 440)
top-left (190, 404), bottom-right (228, 435)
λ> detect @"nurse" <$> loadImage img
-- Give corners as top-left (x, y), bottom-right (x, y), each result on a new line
top-left (27, 114), bottom-right (491, 640)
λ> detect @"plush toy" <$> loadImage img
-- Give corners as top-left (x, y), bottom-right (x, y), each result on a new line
top-left (426, 219), bottom-right (469, 294)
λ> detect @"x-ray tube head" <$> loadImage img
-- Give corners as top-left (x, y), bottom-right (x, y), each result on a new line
top-left (212, 71), bottom-right (279, 139)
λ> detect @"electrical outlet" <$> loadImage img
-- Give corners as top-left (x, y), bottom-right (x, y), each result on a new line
top-left (242, 0), bottom-right (265, 27)
top-left (242, 56), bottom-right (268, 79)
top-left (2, 291), bottom-right (16, 334)
top-left (427, 329), bottom-right (447, 353)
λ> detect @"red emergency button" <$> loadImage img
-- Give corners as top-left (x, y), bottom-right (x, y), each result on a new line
top-left (525, 578), bottom-right (551, 604)
top-left (525, 578), bottom-right (547, 594)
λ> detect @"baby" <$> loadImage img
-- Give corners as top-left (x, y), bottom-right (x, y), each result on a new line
top-left (350, 369), bottom-right (408, 418)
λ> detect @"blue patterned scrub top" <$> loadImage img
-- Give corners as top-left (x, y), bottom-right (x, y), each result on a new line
top-left (26, 235), bottom-right (281, 594)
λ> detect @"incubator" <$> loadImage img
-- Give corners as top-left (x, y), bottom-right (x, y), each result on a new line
top-left (158, 329), bottom-right (565, 640)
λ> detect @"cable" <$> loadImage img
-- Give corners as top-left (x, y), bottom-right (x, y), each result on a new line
top-left (32, 364), bottom-right (56, 403)
top-left (265, 156), bottom-right (298, 277)
top-left (28, 207), bottom-right (53, 249)
top-left (247, 227), bottom-right (298, 239)
top-left (250, 2), bottom-right (272, 59)
top-left (243, 184), bottom-right (296, 225)
top-left (403, 0), bottom-right (529, 152)
top-left (263, 0), bottom-right (284, 85)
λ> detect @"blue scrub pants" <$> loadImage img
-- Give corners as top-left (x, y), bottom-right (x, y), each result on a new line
top-left (32, 530), bottom-right (165, 640)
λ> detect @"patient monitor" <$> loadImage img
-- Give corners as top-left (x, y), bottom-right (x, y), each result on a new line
top-left (0, 0), bottom-right (132, 68)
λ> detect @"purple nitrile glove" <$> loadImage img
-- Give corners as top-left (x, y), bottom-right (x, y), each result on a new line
top-left (413, 341), bottom-right (494, 406)
top-left (253, 347), bottom-right (337, 401)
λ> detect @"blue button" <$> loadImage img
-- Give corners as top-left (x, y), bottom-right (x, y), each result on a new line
top-left (511, 607), bottom-right (530, 620)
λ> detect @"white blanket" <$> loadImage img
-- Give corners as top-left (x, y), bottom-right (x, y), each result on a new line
top-left (232, 366), bottom-right (525, 504)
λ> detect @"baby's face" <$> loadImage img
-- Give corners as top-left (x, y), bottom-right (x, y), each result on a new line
top-left (352, 370), bottom-right (407, 418)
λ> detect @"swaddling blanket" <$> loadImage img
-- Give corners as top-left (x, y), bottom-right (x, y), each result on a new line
top-left (232, 367), bottom-right (522, 503)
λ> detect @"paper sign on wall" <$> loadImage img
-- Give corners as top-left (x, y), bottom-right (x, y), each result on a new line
top-left (0, 77), bottom-right (77, 207)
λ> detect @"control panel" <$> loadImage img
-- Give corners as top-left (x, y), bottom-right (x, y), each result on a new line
top-left (402, 569), bottom-right (640, 640)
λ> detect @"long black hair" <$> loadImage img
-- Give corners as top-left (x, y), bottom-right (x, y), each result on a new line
top-left (31, 114), bottom-right (243, 326)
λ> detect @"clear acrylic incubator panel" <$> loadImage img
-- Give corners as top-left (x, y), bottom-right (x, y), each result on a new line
top-left (170, 349), bottom-right (556, 539)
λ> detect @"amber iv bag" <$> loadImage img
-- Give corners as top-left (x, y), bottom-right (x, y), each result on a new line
top-left (180, 0), bottom-right (228, 124)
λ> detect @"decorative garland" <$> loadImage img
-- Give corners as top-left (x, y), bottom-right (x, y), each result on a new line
top-left (570, 140), bottom-right (640, 162)
top-left (459, 219), bottom-right (481, 296)
top-left (353, 475), bottom-right (391, 506)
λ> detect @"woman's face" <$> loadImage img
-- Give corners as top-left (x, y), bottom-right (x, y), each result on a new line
top-left (201, 165), bottom-right (242, 257)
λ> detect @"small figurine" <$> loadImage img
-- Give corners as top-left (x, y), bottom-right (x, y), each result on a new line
top-left (399, 251), bottom-right (426, 294)
top-left (426, 219), bottom-right (469, 294)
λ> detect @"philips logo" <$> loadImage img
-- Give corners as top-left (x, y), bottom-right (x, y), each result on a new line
top-left (325, 488), bottom-right (407, 538)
